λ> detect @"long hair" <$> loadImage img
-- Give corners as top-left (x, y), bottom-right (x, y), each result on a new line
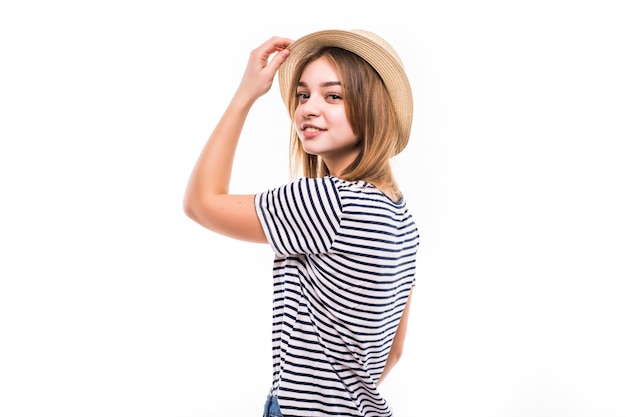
top-left (286, 47), bottom-right (401, 194)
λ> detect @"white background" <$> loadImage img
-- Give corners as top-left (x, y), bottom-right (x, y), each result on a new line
top-left (1, 0), bottom-right (625, 416)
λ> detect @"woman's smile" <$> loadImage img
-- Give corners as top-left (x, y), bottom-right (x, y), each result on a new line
top-left (301, 123), bottom-right (327, 138)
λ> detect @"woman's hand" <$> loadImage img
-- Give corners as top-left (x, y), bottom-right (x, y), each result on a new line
top-left (234, 36), bottom-right (292, 103)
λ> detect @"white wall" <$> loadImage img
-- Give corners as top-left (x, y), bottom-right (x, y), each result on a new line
top-left (1, 0), bottom-right (624, 416)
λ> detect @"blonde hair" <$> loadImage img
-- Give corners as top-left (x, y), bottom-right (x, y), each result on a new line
top-left (287, 47), bottom-right (401, 195)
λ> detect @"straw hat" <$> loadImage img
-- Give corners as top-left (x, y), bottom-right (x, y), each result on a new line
top-left (277, 29), bottom-right (413, 155)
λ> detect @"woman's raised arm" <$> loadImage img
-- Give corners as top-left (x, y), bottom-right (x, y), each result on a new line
top-left (183, 37), bottom-right (292, 242)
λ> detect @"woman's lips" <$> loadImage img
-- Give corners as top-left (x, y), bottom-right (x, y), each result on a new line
top-left (301, 124), bottom-right (326, 139)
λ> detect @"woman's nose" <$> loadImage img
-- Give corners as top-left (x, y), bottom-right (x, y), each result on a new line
top-left (299, 95), bottom-right (321, 117)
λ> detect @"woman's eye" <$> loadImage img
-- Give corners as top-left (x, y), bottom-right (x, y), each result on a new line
top-left (296, 92), bottom-right (309, 100)
top-left (327, 94), bottom-right (342, 100)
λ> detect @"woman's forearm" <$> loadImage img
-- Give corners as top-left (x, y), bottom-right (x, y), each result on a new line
top-left (183, 92), bottom-right (254, 215)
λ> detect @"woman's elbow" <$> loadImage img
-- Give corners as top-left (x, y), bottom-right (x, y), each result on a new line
top-left (388, 343), bottom-right (404, 366)
top-left (390, 347), bottom-right (403, 365)
top-left (183, 194), bottom-right (222, 232)
top-left (183, 203), bottom-right (196, 222)
top-left (183, 193), bottom-right (204, 223)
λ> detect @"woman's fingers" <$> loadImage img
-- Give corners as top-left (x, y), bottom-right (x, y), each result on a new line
top-left (256, 36), bottom-right (292, 61)
top-left (269, 37), bottom-right (292, 66)
top-left (265, 46), bottom-right (290, 74)
top-left (253, 36), bottom-right (292, 73)
top-left (239, 36), bottom-right (292, 98)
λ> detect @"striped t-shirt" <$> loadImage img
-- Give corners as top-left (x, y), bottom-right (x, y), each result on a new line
top-left (255, 176), bottom-right (419, 417)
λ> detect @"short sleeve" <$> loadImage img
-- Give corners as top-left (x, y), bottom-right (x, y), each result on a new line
top-left (255, 176), bottom-right (343, 256)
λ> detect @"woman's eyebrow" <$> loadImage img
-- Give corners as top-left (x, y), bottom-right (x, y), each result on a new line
top-left (297, 81), bottom-right (342, 88)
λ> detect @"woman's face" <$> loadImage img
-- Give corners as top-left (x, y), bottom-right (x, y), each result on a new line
top-left (294, 56), bottom-right (361, 176)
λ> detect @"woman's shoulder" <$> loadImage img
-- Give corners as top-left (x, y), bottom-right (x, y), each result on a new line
top-left (287, 176), bottom-right (405, 207)
top-left (328, 176), bottom-right (405, 206)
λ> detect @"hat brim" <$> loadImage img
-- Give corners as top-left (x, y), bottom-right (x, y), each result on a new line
top-left (277, 29), bottom-right (413, 155)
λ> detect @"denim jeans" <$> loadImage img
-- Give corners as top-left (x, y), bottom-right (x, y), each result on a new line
top-left (262, 394), bottom-right (282, 417)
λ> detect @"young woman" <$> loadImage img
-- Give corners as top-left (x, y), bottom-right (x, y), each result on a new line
top-left (184, 29), bottom-right (419, 417)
